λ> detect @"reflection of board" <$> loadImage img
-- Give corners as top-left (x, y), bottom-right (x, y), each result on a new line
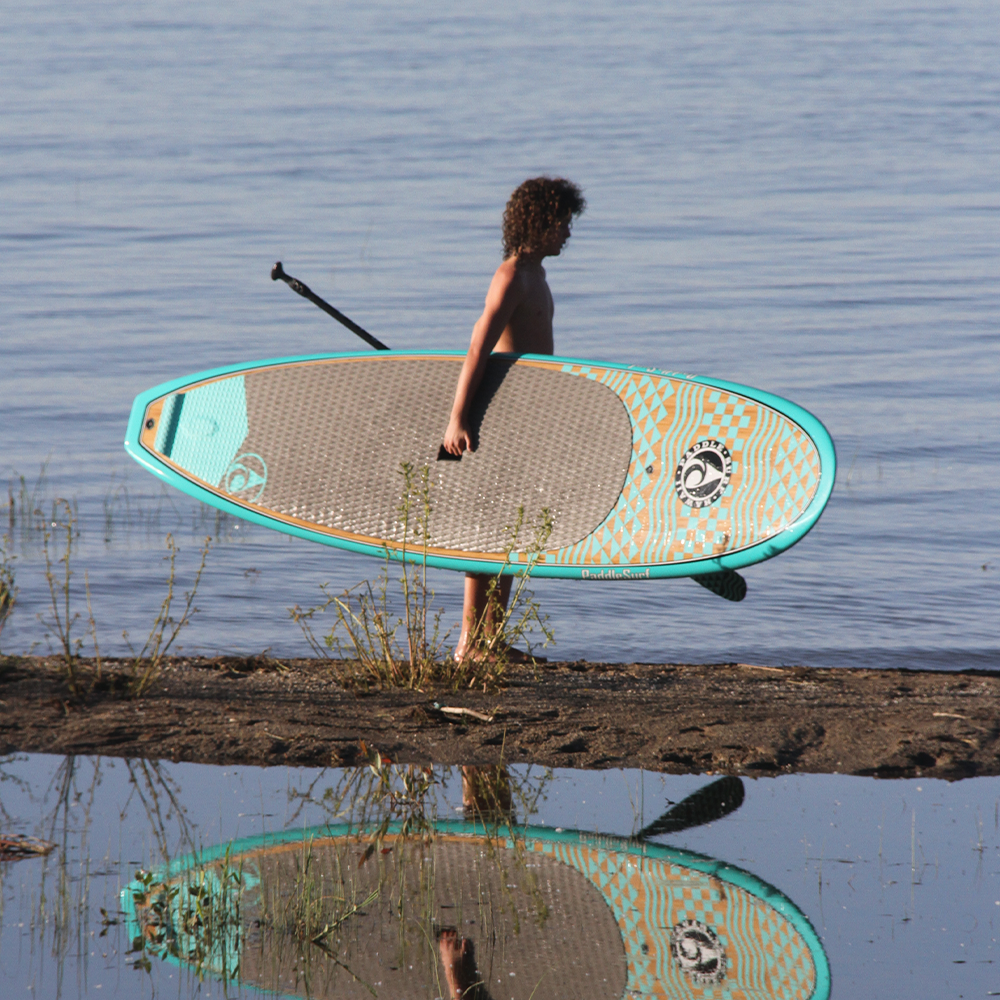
top-left (122, 822), bottom-right (830, 1000)
top-left (124, 352), bottom-right (835, 578)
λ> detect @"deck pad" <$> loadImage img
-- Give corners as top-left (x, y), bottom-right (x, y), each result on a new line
top-left (125, 352), bottom-right (835, 578)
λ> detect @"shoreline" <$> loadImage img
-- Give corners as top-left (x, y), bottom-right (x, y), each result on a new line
top-left (1, 655), bottom-right (997, 779)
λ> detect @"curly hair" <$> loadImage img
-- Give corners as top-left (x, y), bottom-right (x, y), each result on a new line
top-left (501, 177), bottom-right (585, 259)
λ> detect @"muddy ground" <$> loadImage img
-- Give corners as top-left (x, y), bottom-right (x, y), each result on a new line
top-left (1, 655), bottom-right (998, 779)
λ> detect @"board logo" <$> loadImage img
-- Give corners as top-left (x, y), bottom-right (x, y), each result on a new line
top-left (674, 440), bottom-right (731, 508)
top-left (224, 453), bottom-right (267, 503)
top-left (670, 919), bottom-right (727, 985)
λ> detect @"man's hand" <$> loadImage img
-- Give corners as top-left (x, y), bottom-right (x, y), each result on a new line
top-left (442, 415), bottom-right (473, 456)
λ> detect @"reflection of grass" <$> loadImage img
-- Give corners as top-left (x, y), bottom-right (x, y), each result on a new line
top-left (123, 757), bottom-right (198, 859)
top-left (129, 846), bottom-right (249, 981)
top-left (259, 837), bottom-right (381, 963)
top-left (124, 757), bottom-right (554, 995)
top-left (15, 755), bottom-right (220, 995)
top-left (291, 463), bottom-right (554, 694)
top-left (127, 837), bottom-right (384, 992)
top-left (316, 751), bottom-right (554, 938)
top-left (18, 755), bottom-right (105, 995)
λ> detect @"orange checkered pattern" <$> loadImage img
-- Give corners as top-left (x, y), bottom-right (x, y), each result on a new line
top-left (520, 363), bottom-right (822, 569)
top-left (531, 839), bottom-right (819, 999)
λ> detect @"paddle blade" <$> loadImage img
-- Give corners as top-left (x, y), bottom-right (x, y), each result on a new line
top-left (693, 569), bottom-right (747, 602)
top-left (638, 776), bottom-right (745, 839)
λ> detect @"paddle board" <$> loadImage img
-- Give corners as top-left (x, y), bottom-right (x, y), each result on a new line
top-left (122, 820), bottom-right (830, 999)
top-left (124, 352), bottom-right (834, 579)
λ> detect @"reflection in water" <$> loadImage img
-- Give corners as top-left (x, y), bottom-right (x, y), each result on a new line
top-left (6, 755), bottom-right (999, 995)
top-left (122, 766), bottom-right (829, 999)
top-left (0, 753), bottom-right (201, 997)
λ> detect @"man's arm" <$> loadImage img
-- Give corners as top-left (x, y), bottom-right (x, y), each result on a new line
top-left (442, 263), bottom-right (523, 455)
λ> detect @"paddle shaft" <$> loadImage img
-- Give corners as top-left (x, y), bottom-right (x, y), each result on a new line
top-left (271, 261), bottom-right (389, 351)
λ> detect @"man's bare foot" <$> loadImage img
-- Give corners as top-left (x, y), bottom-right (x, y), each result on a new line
top-left (438, 927), bottom-right (482, 999)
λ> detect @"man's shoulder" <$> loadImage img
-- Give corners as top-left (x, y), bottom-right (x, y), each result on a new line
top-left (500, 256), bottom-right (549, 287)
top-left (493, 256), bottom-right (521, 282)
top-left (487, 257), bottom-right (527, 300)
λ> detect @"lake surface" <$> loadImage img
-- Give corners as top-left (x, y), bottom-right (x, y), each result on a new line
top-left (2, 0), bottom-right (998, 667)
top-left (2, 753), bottom-right (999, 998)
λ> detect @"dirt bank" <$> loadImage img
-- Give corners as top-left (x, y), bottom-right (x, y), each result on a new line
top-left (1, 655), bottom-right (997, 779)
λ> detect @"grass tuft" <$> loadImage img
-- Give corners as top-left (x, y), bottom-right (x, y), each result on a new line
top-left (0, 533), bottom-right (17, 652)
top-left (290, 464), bottom-right (554, 693)
top-left (123, 533), bottom-right (212, 697)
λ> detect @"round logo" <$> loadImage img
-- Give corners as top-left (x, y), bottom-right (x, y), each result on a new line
top-left (224, 453), bottom-right (268, 503)
top-left (674, 440), bottom-right (731, 508)
top-left (670, 920), bottom-right (727, 985)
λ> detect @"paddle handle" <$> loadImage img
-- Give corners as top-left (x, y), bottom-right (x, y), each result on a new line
top-left (271, 261), bottom-right (390, 351)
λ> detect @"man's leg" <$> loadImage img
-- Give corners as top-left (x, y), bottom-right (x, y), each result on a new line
top-left (462, 765), bottom-right (513, 819)
top-left (454, 572), bottom-right (512, 662)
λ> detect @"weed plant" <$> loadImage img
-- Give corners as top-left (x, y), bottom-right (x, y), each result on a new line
top-left (291, 464), bottom-right (554, 693)
top-left (0, 533), bottom-right (16, 652)
top-left (292, 463), bottom-right (447, 690)
top-left (34, 500), bottom-right (211, 698)
top-left (39, 499), bottom-right (90, 695)
top-left (31, 494), bottom-right (212, 697)
top-left (123, 532), bottom-right (212, 696)
top-left (101, 471), bottom-right (184, 542)
top-left (5, 462), bottom-right (55, 543)
top-left (5, 462), bottom-right (235, 548)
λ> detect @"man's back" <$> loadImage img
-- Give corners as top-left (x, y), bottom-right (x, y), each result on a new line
top-left (493, 258), bottom-right (554, 355)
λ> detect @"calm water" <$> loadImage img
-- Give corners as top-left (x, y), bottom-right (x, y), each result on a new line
top-left (2, 0), bottom-right (998, 667)
top-left (2, 754), bottom-right (999, 997)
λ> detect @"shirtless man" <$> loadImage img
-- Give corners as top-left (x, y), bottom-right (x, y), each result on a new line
top-left (442, 177), bottom-right (585, 662)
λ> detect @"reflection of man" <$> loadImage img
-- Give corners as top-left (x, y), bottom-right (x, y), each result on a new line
top-left (461, 765), bottom-right (512, 820)
top-left (435, 765), bottom-right (513, 999)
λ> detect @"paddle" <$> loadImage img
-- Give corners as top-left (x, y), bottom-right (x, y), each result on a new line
top-left (271, 261), bottom-right (390, 351)
top-left (637, 775), bottom-right (745, 840)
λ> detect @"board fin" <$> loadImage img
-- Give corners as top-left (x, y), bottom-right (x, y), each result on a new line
top-left (693, 569), bottom-right (747, 602)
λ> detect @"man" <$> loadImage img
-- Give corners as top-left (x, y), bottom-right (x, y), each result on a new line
top-left (443, 177), bottom-right (585, 662)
